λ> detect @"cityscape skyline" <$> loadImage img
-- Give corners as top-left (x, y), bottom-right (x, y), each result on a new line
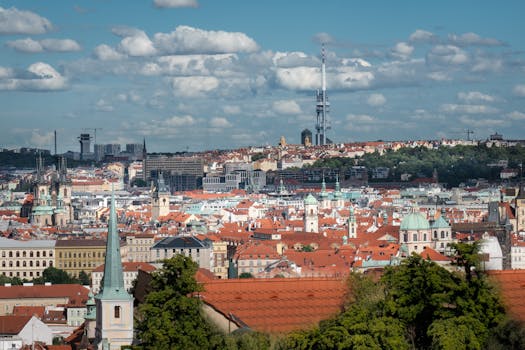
top-left (1, 0), bottom-right (524, 152)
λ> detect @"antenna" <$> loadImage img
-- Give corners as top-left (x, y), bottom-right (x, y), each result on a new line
top-left (315, 44), bottom-right (331, 146)
top-left (466, 129), bottom-right (474, 141)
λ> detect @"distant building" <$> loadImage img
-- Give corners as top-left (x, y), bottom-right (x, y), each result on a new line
top-left (301, 129), bottom-right (312, 146)
top-left (142, 155), bottom-right (204, 182)
top-left (151, 236), bottom-right (212, 270)
top-left (55, 239), bottom-right (108, 277)
top-left (0, 238), bottom-right (55, 280)
top-left (91, 262), bottom-right (156, 294)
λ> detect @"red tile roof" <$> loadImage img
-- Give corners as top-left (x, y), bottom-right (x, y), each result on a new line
top-left (0, 315), bottom-right (31, 334)
top-left (92, 262), bottom-right (156, 273)
top-left (12, 305), bottom-right (45, 318)
top-left (198, 277), bottom-right (348, 333)
top-left (489, 270), bottom-right (525, 323)
top-left (0, 284), bottom-right (88, 306)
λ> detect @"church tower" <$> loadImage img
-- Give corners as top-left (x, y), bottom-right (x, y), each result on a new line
top-left (95, 192), bottom-right (134, 350)
top-left (332, 174), bottom-right (344, 209)
top-left (304, 194), bottom-right (319, 233)
top-left (348, 206), bottom-right (357, 239)
top-left (319, 175), bottom-right (331, 209)
top-left (151, 173), bottom-right (170, 221)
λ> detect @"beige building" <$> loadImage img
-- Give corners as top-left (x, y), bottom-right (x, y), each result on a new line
top-left (55, 240), bottom-right (107, 277)
top-left (91, 262), bottom-right (156, 294)
top-left (0, 237), bottom-right (55, 280)
top-left (126, 233), bottom-right (155, 262)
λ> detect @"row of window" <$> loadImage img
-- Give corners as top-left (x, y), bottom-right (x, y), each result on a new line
top-left (1, 250), bottom-right (52, 258)
top-left (1, 260), bottom-right (52, 268)
top-left (58, 251), bottom-right (105, 259)
top-left (1, 268), bottom-right (51, 277)
top-left (402, 231), bottom-right (451, 242)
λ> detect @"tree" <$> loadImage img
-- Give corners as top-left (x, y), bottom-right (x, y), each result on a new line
top-left (239, 272), bottom-right (254, 279)
top-left (78, 270), bottom-right (90, 285)
top-left (34, 267), bottom-right (80, 284)
top-left (136, 255), bottom-right (225, 350)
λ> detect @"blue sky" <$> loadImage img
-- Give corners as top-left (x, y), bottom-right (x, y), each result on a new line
top-left (1, 0), bottom-right (524, 152)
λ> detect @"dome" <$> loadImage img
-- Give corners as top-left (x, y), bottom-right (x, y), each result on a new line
top-left (304, 193), bottom-right (318, 205)
top-left (431, 215), bottom-right (449, 229)
top-left (400, 211), bottom-right (430, 231)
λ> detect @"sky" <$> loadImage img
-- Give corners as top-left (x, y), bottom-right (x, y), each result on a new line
top-left (0, 0), bottom-right (524, 153)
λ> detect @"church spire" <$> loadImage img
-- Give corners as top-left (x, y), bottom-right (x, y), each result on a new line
top-left (97, 191), bottom-right (130, 300)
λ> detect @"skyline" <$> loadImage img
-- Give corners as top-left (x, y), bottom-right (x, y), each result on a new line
top-left (1, 0), bottom-right (524, 153)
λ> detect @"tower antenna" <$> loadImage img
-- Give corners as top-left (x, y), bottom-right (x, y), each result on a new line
top-left (315, 44), bottom-right (331, 146)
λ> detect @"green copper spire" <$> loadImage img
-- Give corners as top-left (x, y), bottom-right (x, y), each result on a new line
top-left (96, 192), bottom-right (131, 300)
top-left (320, 174), bottom-right (328, 199)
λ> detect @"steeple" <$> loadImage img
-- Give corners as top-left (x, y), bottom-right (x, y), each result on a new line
top-left (97, 192), bottom-right (130, 300)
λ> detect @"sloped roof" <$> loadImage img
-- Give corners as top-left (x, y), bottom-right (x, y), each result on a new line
top-left (488, 270), bottom-right (525, 323)
top-left (92, 262), bottom-right (156, 273)
top-left (12, 305), bottom-right (45, 318)
top-left (0, 315), bottom-right (31, 334)
top-left (0, 284), bottom-right (88, 305)
top-left (199, 277), bottom-right (347, 333)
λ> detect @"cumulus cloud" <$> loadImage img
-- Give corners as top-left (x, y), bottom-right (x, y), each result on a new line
top-left (513, 85), bottom-right (525, 97)
top-left (272, 51), bottom-right (314, 68)
top-left (154, 25), bottom-right (258, 54)
top-left (223, 105), bottom-right (241, 115)
top-left (367, 93), bottom-right (386, 107)
top-left (154, 0), bottom-right (198, 8)
top-left (0, 62), bottom-right (67, 91)
top-left (459, 115), bottom-right (506, 128)
top-left (391, 42), bottom-right (414, 60)
top-left (448, 32), bottom-right (503, 46)
top-left (0, 6), bottom-right (53, 34)
top-left (118, 30), bottom-right (156, 56)
top-left (95, 99), bottom-right (114, 112)
top-left (507, 111), bottom-right (525, 120)
top-left (209, 117), bottom-right (231, 128)
top-left (345, 114), bottom-right (376, 123)
top-left (440, 103), bottom-right (498, 114)
top-left (409, 29), bottom-right (437, 43)
top-left (93, 44), bottom-right (126, 61)
top-left (427, 71), bottom-right (451, 81)
top-left (426, 45), bottom-right (469, 66)
top-left (313, 32), bottom-right (335, 45)
top-left (7, 38), bottom-right (81, 53)
top-left (30, 130), bottom-right (54, 147)
top-left (272, 100), bottom-right (302, 115)
top-left (165, 115), bottom-right (196, 127)
top-left (457, 91), bottom-right (495, 103)
top-left (170, 76), bottom-right (219, 97)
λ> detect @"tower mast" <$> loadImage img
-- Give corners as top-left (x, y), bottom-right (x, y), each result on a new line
top-left (315, 44), bottom-right (330, 146)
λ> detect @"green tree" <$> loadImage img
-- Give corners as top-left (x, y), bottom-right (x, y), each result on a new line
top-left (136, 255), bottom-right (225, 350)
top-left (239, 272), bottom-right (254, 279)
top-left (78, 270), bottom-right (90, 285)
top-left (34, 267), bottom-right (80, 284)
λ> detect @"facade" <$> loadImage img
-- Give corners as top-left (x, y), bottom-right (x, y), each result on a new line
top-left (151, 175), bottom-right (170, 221)
top-left (301, 128), bottom-right (313, 146)
top-left (29, 156), bottom-right (73, 227)
top-left (151, 236), bottom-right (212, 270)
top-left (0, 238), bottom-right (55, 280)
top-left (0, 315), bottom-right (52, 347)
top-left (511, 242), bottom-right (525, 269)
top-left (95, 193), bottom-right (134, 350)
top-left (92, 262), bottom-right (156, 294)
top-left (126, 234), bottom-right (155, 262)
top-left (55, 240), bottom-right (107, 277)
top-left (203, 173), bottom-right (241, 192)
top-left (516, 184), bottom-right (525, 233)
top-left (303, 194), bottom-right (319, 233)
top-left (142, 155), bottom-right (204, 181)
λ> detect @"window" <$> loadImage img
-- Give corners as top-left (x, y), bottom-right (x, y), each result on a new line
top-left (440, 231), bottom-right (445, 239)
top-left (423, 234), bottom-right (427, 241)
top-left (413, 233), bottom-right (417, 241)
top-left (114, 306), bottom-right (121, 319)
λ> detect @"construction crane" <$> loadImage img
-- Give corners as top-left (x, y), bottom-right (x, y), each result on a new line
top-left (83, 128), bottom-right (103, 144)
top-left (465, 129), bottom-right (474, 141)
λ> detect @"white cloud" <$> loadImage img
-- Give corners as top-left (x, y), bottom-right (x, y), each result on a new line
top-left (209, 117), bottom-right (231, 128)
top-left (118, 31), bottom-right (156, 57)
top-left (345, 114), bottom-right (376, 123)
top-left (272, 100), bottom-right (302, 115)
top-left (391, 42), bottom-right (414, 60)
top-left (95, 99), bottom-right (114, 112)
top-left (0, 6), bottom-right (53, 34)
top-left (30, 130), bottom-right (54, 147)
top-left (457, 91), bottom-right (495, 103)
top-left (154, 0), bottom-right (198, 8)
top-left (513, 85), bottom-right (525, 97)
top-left (507, 111), bottom-right (525, 120)
top-left (366, 93), bottom-right (386, 107)
top-left (0, 62), bottom-right (67, 91)
top-left (427, 71), bottom-right (451, 81)
top-left (165, 115), bottom-right (195, 127)
top-left (275, 67), bottom-right (319, 90)
top-left (7, 38), bottom-right (81, 53)
top-left (313, 32), bottom-right (335, 45)
top-left (170, 76), bottom-right (219, 97)
top-left (154, 25), bottom-right (258, 54)
top-left (0, 67), bottom-right (13, 79)
top-left (459, 115), bottom-right (506, 127)
top-left (440, 104), bottom-right (498, 114)
top-left (409, 29), bottom-right (436, 43)
top-left (40, 39), bottom-right (81, 52)
top-left (448, 32), bottom-right (503, 46)
top-left (223, 105), bottom-right (241, 115)
top-left (93, 44), bottom-right (126, 61)
top-left (426, 45), bottom-right (469, 65)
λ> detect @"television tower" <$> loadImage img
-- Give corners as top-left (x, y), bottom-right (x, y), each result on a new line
top-left (315, 44), bottom-right (331, 146)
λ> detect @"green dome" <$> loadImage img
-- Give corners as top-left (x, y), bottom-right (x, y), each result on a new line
top-left (431, 215), bottom-right (449, 229)
top-left (400, 211), bottom-right (430, 231)
top-left (304, 193), bottom-right (318, 205)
